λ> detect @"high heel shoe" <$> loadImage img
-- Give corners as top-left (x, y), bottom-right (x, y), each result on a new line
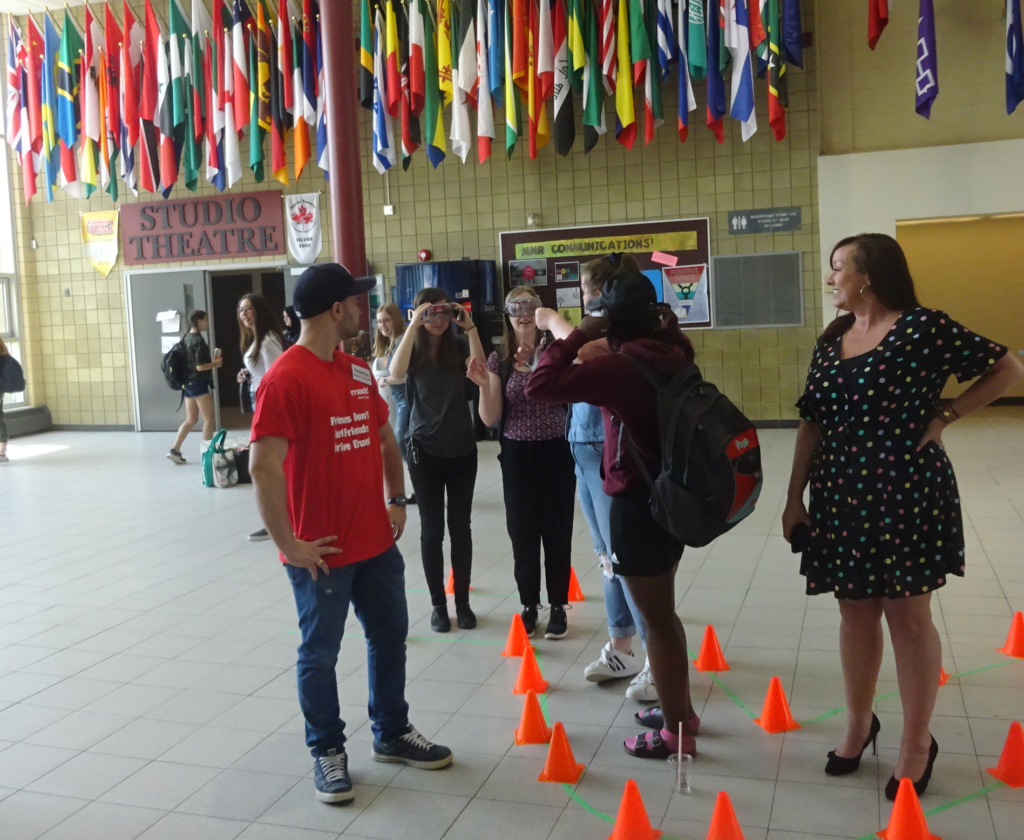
top-left (885, 737), bottom-right (939, 801)
top-left (825, 713), bottom-right (881, 776)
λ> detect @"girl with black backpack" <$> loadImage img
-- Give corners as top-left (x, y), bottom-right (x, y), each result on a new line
top-left (168, 311), bottom-right (223, 466)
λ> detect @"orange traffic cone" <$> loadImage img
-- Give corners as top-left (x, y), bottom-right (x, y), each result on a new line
top-left (753, 676), bottom-right (801, 734)
top-left (876, 777), bottom-right (941, 840)
top-left (694, 625), bottom-right (731, 672)
top-left (443, 570), bottom-right (472, 595)
top-left (606, 780), bottom-right (663, 840)
top-left (568, 567), bottom-right (585, 602)
top-left (501, 613), bottom-right (533, 657)
top-left (537, 722), bottom-right (585, 783)
top-left (938, 667), bottom-right (950, 687)
top-left (986, 721), bottom-right (1024, 788)
top-left (706, 791), bottom-right (745, 840)
top-left (513, 645), bottom-right (549, 695)
top-left (514, 690), bottom-right (552, 745)
top-left (998, 612), bottom-right (1024, 658)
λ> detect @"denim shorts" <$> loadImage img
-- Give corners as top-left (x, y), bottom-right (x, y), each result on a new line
top-left (183, 378), bottom-right (210, 398)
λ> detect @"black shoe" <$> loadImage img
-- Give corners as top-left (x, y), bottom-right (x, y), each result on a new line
top-left (521, 606), bottom-right (538, 637)
top-left (430, 606), bottom-right (450, 633)
top-left (825, 713), bottom-right (881, 776)
top-left (544, 605), bottom-right (568, 640)
top-left (313, 748), bottom-right (354, 803)
top-left (372, 725), bottom-right (453, 769)
top-left (456, 604), bottom-right (477, 630)
top-left (885, 737), bottom-right (939, 801)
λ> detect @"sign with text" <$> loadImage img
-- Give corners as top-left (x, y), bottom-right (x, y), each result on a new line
top-left (727, 207), bottom-right (802, 235)
top-left (121, 192), bottom-right (286, 265)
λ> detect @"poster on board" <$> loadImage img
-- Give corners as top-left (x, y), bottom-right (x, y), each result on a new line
top-left (662, 265), bottom-right (711, 327)
top-left (508, 259), bottom-right (549, 286)
top-left (553, 261), bottom-right (580, 283)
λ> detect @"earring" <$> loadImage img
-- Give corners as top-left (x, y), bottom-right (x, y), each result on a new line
top-left (859, 284), bottom-right (870, 297)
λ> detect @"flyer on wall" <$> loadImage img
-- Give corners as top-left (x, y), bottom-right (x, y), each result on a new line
top-left (662, 265), bottom-right (711, 328)
top-left (508, 259), bottom-right (549, 286)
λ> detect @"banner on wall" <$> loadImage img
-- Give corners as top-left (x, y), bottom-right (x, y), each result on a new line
top-left (662, 265), bottom-right (711, 328)
top-left (81, 211), bottom-right (120, 277)
top-left (285, 193), bottom-right (324, 265)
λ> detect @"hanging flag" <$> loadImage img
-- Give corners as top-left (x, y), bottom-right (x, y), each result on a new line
top-left (316, 6), bottom-right (328, 174)
top-left (204, 28), bottom-right (224, 189)
top-left (222, 18), bottom-right (243, 186)
top-left (476, 0), bottom-right (495, 162)
top-left (504, 0), bottom-right (521, 156)
top-left (302, 0), bottom-right (318, 128)
top-left (385, 0), bottom-right (401, 116)
top-left (157, 20), bottom-right (178, 194)
top-left (120, 3), bottom-right (143, 196)
top-left (675, 0), bottom-right (696, 141)
top-left (614, 0), bottom-right (636, 148)
top-left (568, 0), bottom-right (585, 88)
top-left (249, 14), bottom-right (265, 180)
top-left (138, 0), bottom-right (161, 194)
top-left (360, 0), bottom-right (375, 107)
top-left (6, 17), bottom-right (24, 159)
top-left (705, 0), bottom-right (726, 141)
top-left (781, 0), bottom-right (801, 67)
top-left (97, 52), bottom-right (116, 200)
top-left (24, 15), bottom-right (44, 170)
top-left (15, 24), bottom-right (38, 203)
top-left (512, 0), bottom-right (528, 93)
top-left (79, 5), bottom-right (102, 197)
top-left (642, 0), bottom-right (663, 143)
top-left (723, 0), bottom-right (756, 140)
top-left (177, 2), bottom-right (200, 191)
top-left (191, 0), bottom-right (209, 149)
top-left (526, 0), bottom-right (551, 158)
top-left (372, 8), bottom-right (396, 172)
top-left (1009, 0), bottom-right (1024, 114)
top-left (423, 0), bottom-right (447, 166)
top-left (915, 0), bottom-right (938, 118)
top-left (56, 9), bottom-right (84, 198)
top-left (688, 0), bottom-right (707, 80)
top-left (399, 0), bottom-right (421, 168)
top-left (256, 0), bottom-right (272, 131)
top-left (538, 0), bottom-right (555, 101)
top-left (868, 0), bottom-right (889, 50)
top-left (599, 0), bottom-right (616, 94)
top-left (278, 0), bottom-right (294, 118)
top-left (749, 0), bottom-right (767, 74)
top-left (232, 0), bottom-right (253, 133)
top-left (410, 0), bottom-right (427, 114)
top-left (655, 0), bottom-right (673, 77)
top-left (552, 0), bottom-right (574, 155)
top-left (103, 3), bottom-right (122, 166)
top-left (488, 0), bottom-right (504, 96)
top-left (268, 11), bottom-right (288, 182)
top-left (628, 0), bottom-right (650, 83)
top-left (583, 0), bottom-right (607, 151)
top-left (285, 193), bottom-right (323, 263)
top-left (81, 211), bottom-right (120, 277)
top-left (40, 12), bottom-right (60, 202)
top-left (451, 0), bottom-right (475, 163)
top-left (438, 0), bottom-right (454, 103)
top-left (766, 0), bottom-right (786, 139)
top-left (291, 12), bottom-right (311, 179)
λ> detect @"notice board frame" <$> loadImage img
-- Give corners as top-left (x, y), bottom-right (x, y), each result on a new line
top-left (498, 218), bottom-right (712, 329)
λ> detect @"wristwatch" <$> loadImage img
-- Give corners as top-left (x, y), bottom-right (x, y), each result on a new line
top-left (387, 495), bottom-right (408, 507)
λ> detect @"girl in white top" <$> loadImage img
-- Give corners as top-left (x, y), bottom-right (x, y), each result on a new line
top-left (236, 293), bottom-right (286, 542)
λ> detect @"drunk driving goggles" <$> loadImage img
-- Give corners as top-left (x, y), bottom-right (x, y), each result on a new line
top-left (505, 297), bottom-right (541, 318)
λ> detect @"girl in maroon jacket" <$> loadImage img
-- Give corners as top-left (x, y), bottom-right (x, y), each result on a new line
top-left (526, 269), bottom-right (701, 760)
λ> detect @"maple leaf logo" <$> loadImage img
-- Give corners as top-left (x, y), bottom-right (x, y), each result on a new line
top-left (291, 203), bottom-right (315, 226)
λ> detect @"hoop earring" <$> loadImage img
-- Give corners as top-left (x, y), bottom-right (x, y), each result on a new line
top-left (859, 284), bottom-right (870, 298)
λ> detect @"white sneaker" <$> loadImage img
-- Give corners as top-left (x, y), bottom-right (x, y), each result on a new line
top-left (584, 642), bottom-right (641, 683)
top-left (625, 657), bottom-right (659, 702)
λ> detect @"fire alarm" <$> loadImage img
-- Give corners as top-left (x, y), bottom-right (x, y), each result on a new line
top-left (418, 249), bottom-right (431, 262)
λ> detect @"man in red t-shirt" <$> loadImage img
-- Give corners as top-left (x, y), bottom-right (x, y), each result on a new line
top-left (250, 264), bottom-right (453, 805)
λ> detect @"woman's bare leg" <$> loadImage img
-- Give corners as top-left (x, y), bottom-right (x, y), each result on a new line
top-left (172, 398), bottom-right (199, 452)
top-left (835, 598), bottom-right (884, 757)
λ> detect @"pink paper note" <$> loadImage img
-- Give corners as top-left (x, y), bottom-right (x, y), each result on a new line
top-left (651, 251), bottom-right (678, 267)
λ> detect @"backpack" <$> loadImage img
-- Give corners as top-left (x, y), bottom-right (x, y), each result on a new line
top-left (161, 341), bottom-right (190, 393)
top-left (0, 354), bottom-right (25, 394)
top-left (619, 353), bottom-right (763, 548)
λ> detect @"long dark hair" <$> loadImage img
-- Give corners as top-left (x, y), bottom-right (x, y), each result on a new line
top-left (184, 310), bottom-right (206, 338)
top-left (282, 305), bottom-right (300, 344)
top-left (238, 294), bottom-right (285, 362)
top-left (410, 288), bottom-right (464, 370)
top-left (819, 234), bottom-right (920, 345)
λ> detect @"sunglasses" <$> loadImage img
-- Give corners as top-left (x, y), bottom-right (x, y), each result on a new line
top-left (505, 298), bottom-right (541, 317)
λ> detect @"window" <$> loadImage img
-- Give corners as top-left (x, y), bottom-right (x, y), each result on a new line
top-left (711, 252), bottom-right (804, 329)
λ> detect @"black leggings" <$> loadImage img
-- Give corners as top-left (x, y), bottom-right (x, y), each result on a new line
top-left (407, 448), bottom-right (478, 607)
top-left (499, 436), bottom-right (576, 606)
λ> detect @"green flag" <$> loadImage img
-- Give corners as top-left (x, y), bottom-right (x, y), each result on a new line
top-left (687, 0), bottom-right (707, 81)
top-left (423, 0), bottom-right (446, 167)
top-left (628, 0), bottom-right (651, 66)
top-left (582, 0), bottom-right (606, 152)
top-left (249, 24), bottom-right (265, 182)
top-left (569, 0), bottom-right (586, 92)
top-left (503, 0), bottom-right (521, 157)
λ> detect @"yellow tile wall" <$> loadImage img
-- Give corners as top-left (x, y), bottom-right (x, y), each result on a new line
top-left (10, 3), bottom-right (821, 426)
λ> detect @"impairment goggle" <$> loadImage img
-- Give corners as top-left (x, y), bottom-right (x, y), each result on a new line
top-left (421, 304), bottom-right (455, 321)
top-left (505, 298), bottom-right (541, 317)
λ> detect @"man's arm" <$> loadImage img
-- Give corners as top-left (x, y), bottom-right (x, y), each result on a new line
top-left (379, 422), bottom-right (407, 540)
top-left (249, 436), bottom-right (341, 579)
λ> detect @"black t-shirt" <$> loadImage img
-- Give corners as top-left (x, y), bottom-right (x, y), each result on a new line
top-left (405, 336), bottom-right (477, 458)
top-left (183, 332), bottom-right (214, 383)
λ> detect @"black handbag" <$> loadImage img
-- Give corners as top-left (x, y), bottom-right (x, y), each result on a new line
top-left (239, 377), bottom-right (254, 414)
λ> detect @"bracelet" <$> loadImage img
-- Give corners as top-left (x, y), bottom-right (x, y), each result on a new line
top-left (465, 325), bottom-right (477, 332)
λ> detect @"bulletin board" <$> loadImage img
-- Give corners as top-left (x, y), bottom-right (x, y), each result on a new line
top-left (498, 218), bottom-right (712, 329)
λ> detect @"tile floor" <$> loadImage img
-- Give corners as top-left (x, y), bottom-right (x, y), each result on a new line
top-left (0, 407), bottom-right (1022, 840)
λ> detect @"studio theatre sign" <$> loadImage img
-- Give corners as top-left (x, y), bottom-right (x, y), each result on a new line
top-left (121, 192), bottom-right (286, 265)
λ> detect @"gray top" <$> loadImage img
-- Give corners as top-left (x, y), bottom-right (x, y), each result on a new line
top-left (405, 337), bottom-right (477, 459)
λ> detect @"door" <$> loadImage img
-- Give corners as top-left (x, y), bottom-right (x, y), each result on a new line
top-left (127, 269), bottom-right (211, 431)
top-left (210, 273), bottom-right (254, 409)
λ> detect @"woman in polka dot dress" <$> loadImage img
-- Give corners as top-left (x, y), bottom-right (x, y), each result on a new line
top-left (782, 234), bottom-right (1024, 801)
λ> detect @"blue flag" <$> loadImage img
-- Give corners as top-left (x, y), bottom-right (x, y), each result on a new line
top-left (781, 0), bottom-right (802, 69)
top-left (915, 0), bottom-right (939, 119)
top-left (1008, 0), bottom-right (1024, 114)
top-left (706, 0), bottom-right (727, 142)
top-left (488, 0), bottom-right (504, 96)
top-left (40, 13), bottom-right (61, 202)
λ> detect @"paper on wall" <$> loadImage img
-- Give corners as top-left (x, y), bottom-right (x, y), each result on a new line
top-left (161, 336), bottom-right (180, 353)
top-left (555, 287), bottom-right (580, 308)
top-left (156, 311), bottom-right (181, 332)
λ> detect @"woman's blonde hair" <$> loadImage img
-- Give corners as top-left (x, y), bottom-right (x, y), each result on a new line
top-left (581, 253), bottom-right (640, 295)
top-left (500, 285), bottom-right (540, 362)
top-left (372, 302), bottom-right (407, 358)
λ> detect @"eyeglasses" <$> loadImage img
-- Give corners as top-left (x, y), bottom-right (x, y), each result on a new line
top-left (505, 298), bottom-right (540, 317)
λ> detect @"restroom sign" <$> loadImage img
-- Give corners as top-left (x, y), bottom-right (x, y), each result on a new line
top-left (727, 207), bottom-right (802, 235)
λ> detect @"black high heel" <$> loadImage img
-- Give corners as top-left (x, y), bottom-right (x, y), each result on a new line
top-left (825, 713), bottom-right (881, 776)
top-left (885, 737), bottom-right (939, 801)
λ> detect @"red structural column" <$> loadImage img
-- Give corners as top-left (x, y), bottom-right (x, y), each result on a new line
top-left (320, 0), bottom-right (366, 282)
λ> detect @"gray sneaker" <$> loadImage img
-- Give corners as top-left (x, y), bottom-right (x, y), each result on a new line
top-left (372, 725), bottom-right (453, 769)
top-left (248, 528), bottom-right (270, 541)
top-left (166, 449), bottom-right (186, 465)
top-left (313, 748), bottom-right (354, 803)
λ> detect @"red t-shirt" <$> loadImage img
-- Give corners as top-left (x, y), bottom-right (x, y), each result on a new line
top-left (251, 345), bottom-right (394, 568)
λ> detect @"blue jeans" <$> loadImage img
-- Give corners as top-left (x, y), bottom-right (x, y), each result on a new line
top-left (392, 388), bottom-right (409, 463)
top-left (571, 441), bottom-right (647, 646)
top-left (285, 544), bottom-right (410, 756)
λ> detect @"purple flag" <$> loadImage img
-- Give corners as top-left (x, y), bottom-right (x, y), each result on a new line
top-left (915, 0), bottom-right (939, 119)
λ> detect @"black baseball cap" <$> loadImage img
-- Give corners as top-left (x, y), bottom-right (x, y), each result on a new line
top-left (585, 270), bottom-right (657, 321)
top-left (292, 263), bottom-right (376, 319)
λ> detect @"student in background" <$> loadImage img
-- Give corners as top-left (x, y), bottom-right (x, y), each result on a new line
top-left (237, 294), bottom-right (286, 542)
top-left (372, 303), bottom-right (411, 473)
top-left (168, 310), bottom-right (222, 465)
top-left (282, 305), bottom-right (301, 347)
top-left (0, 335), bottom-right (18, 463)
top-left (390, 289), bottom-right (486, 632)
top-left (468, 286), bottom-right (576, 640)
